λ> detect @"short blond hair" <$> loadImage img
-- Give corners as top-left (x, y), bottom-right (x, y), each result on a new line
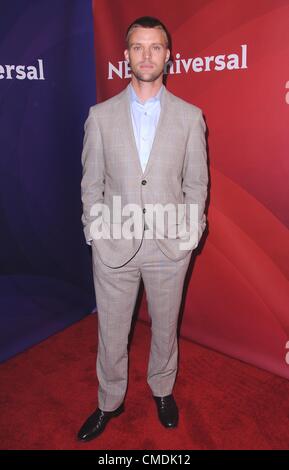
top-left (125, 16), bottom-right (171, 50)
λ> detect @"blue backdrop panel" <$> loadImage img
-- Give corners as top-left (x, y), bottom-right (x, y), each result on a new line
top-left (0, 0), bottom-right (96, 362)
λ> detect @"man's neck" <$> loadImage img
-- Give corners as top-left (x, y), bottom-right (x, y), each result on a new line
top-left (130, 77), bottom-right (163, 104)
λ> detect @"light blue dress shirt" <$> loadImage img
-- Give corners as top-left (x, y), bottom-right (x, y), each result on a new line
top-left (129, 83), bottom-right (164, 173)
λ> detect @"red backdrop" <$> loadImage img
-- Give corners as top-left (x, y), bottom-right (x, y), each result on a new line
top-left (92, 0), bottom-right (289, 379)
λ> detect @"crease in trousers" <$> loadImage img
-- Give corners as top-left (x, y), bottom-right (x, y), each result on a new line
top-left (91, 235), bottom-right (192, 411)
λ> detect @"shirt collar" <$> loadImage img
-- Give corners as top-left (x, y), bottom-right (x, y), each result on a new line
top-left (129, 82), bottom-right (164, 106)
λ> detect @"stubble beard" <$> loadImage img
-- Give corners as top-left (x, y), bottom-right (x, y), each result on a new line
top-left (131, 64), bottom-right (164, 83)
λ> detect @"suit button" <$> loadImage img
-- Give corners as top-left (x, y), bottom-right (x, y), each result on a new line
top-left (141, 180), bottom-right (147, 185)
top-left (143, 208), bottom-right (146, 213)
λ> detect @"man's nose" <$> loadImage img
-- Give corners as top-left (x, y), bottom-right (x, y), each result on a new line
top-left (143, 48), bottom-right (152, 59)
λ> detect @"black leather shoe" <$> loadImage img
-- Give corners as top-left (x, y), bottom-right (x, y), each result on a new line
top-left (77, 403), bottom-right (124, 442)
top-left (153, 394), bottom-right (178, 428)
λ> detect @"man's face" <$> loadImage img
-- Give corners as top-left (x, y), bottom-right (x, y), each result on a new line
top-left (124, 27), bottom-right (170, 83)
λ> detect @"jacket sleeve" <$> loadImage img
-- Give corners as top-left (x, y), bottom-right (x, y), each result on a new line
top-left (181, 108), bottom-right (208, 249)
top-left (80, 106), bottom-right (105, 245)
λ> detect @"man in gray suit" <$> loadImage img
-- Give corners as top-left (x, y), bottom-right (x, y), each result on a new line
top-left (78, 16), bottom-right (208, 442)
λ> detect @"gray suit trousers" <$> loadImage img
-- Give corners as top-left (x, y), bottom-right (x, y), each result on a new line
top-left (91, 235), bottom-right (192, 411)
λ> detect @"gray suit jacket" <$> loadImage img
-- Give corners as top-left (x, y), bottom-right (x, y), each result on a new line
top-left (81, 83), bottom-right (208, 268)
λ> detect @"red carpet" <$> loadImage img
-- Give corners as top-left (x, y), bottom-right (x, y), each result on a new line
top-left (0, 314), bottom-right (289, 450)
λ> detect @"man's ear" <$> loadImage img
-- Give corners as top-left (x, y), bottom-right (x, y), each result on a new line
top-left (165, 49), bottom-right (170, 63)
top-left (124, 49), bottom-right (129, 62)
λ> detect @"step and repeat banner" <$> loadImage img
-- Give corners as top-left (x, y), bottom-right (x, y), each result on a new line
top-left (0, 0), bottom-right (96, 361)
top-left (92, 0), bottom-right (289, 378)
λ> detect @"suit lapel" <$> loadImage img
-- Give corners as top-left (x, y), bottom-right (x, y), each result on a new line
top-left (122, 83), bottom-right (169, 177)
top-left (122, 85), bottom-right (144, 175)
top-left (143, 85), bottom-right (168, 178)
